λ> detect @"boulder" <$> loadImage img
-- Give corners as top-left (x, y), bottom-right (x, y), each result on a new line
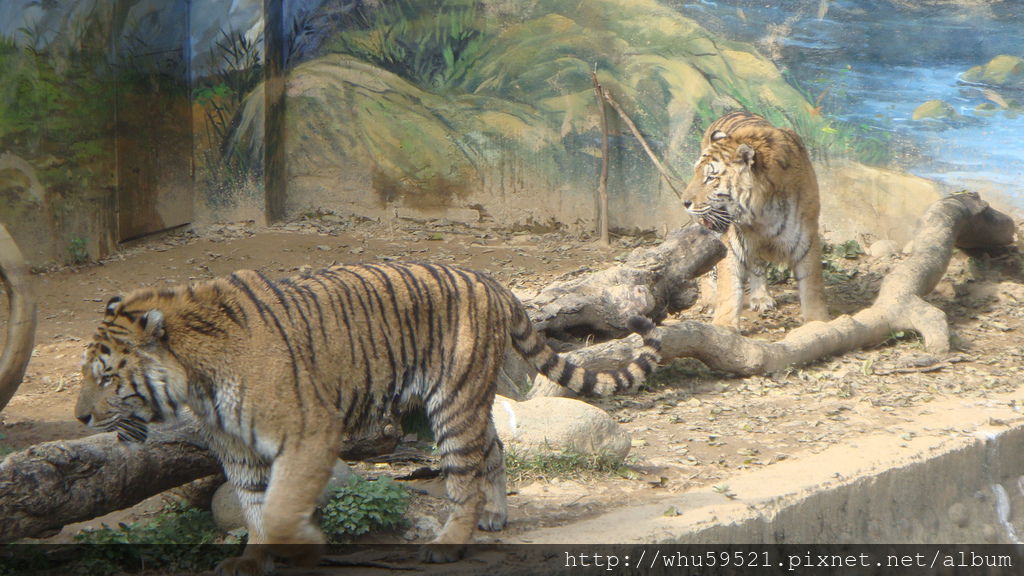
top-left (818, 161), bottom-right (943, 247)
top-left (491, 395), bottom-right (631, 462)
top-left (210, 482), bottom-right (245, 533)
top-left (911, 99), bottom-right (961, 121)
top-left (867, 239), bottom-right (900, 259)
top-left (962, 55), bottom-right (1024, 90)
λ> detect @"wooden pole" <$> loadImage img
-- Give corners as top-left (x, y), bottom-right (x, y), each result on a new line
top-left (591, 69), bottom-right (610, 246)
top-left (602, 90), bottom-right (685, 200)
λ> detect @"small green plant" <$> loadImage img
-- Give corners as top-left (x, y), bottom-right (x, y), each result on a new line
top-left (68, 500), bottom-right (230, 574)
top-left (820, 239), bottom-right (863, 283)
top-left (822, 258), bottom-right (857, 283)
top-left (765, 262), bottom-right (792, 285)
top-left (67, 236), bottom-right (89, 265)
top-left (885, 329), bottom-right (922, 347)
top-left (319, 475), bottom-right (410, 541)
top-left (74, 500), bottom-right (220, 545)
top-left (504, 446), bottom-right (628, 483)
top-left (825, 239), bottom-right (865, 260)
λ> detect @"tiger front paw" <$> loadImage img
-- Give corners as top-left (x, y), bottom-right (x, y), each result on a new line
top-left (747, 292), bottom-right (776, 313)
top-left (419, 543), bottom-right (466, 563)
top-left (477, 508), bottom-right (508, 531)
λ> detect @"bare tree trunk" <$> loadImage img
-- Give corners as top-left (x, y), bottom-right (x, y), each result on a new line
top-left (517, 224), bottom-right (725, 397)
top-left (0, 422), bottom-right (219, 542)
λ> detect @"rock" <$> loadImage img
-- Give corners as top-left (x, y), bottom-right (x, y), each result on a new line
top-left (911, 99), bottom-right (960, 121)
top-left (867, 239), bottom-right (900, 259)
top-left (211, 460), bottom-right (354, 532)
top-left (818, 161), bottom-right (943, 247)
top-left (211, 482), bottom-right (245, 533)
top-left (402, 515), bottom-right (443, 541)
top-left (962, 55), bottom-right (1024, 90)
top-left (491, 395), bottom-right (631, 462)
top-left (325, 460), bottom-right (355, 492)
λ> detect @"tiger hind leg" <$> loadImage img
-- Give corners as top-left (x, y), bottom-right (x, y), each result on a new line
top-left (793, 237), bottom-right (829, 323)
top-left (478, 423), bottom-right (508, 531)
top-left (420, 402), bottom-right (493, 562)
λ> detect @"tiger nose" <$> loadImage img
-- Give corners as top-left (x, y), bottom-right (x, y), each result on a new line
top-left (683, 200), bottom-right (692, 208)
top-left (77, 414), bottom-right (92, 426)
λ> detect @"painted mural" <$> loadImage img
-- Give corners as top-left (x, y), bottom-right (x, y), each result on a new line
top-left (0, 0), bottom-right (1020, 265)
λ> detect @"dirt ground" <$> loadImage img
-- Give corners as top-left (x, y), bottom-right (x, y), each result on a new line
top-left (3, 211), bottom-right (1024, 546)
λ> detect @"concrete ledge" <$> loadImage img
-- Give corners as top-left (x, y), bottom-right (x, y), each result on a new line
top-left (516, 389), bottom-right (1024, 544)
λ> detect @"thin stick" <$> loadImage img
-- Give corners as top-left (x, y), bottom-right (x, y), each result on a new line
top-left (591, 69), bottom-right (610, 246)
top-left (602, 90), bottom-right (686, 199)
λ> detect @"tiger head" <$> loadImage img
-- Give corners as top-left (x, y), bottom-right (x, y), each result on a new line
top-left (683, 131), bottom-right (757, 233)
top-left (75, 295), bottom-right (185, 443)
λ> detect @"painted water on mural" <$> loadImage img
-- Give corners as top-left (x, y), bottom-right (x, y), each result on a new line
top-left (679, 0), bottom-right (1024, 206)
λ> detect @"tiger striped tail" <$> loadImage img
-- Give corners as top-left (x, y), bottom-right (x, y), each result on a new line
top-left (510, 310), bottom-right (662, 396)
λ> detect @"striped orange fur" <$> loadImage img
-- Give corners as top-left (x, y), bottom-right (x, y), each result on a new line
top-left (682, 111), bottom-right (828, 328)
top-left (75, 261), bottom-right (661, 575)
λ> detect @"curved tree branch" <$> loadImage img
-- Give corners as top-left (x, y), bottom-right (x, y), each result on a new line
top-left (0, 223), bottom-right (37, 413)
top-left (538, 192), bottom-right (1014, 382)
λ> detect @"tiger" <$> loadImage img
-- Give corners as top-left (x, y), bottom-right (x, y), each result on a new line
top-left (74, 261), bottom-right (662, 576)
top-left (682, 110), bottom-right (828, 328)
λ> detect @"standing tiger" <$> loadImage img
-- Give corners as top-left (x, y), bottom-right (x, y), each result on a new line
top-left (74, 261), bottom-right (661, 576)
top-left (682, 110), bottom-right (828, 328)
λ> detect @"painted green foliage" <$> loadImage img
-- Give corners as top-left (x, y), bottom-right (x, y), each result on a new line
top-left (230, 0), bottom-right (862, 220)
top-left (0, 0), bottom-right (894, 244)
top-left (0, 2), bottom-right (192, 263)
top-left (0, 9), bottom-right (118, 263)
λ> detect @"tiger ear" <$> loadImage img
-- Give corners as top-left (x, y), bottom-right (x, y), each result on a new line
top-left (139, 309), bottom-right (166, 342)
top-left (105, 296), bottom-right (124, 318)
top-left (735, 144), bottom-right (756, 167)
top-left (710, 129), bottom-right (728, 142)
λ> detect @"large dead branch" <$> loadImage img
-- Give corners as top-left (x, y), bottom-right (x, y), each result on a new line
top-left (536, 192), bottom-right (1014, 383)
top-left (0, 223), bottom-right (37, 413)
top-left (523, 224), bottom-right (726, 339)
top-left (0, 415), bottom-right (399, 542)
top-left (518, 224), bottom-right (724, 397)
top-left (0, 421), bottom-right (218, 542)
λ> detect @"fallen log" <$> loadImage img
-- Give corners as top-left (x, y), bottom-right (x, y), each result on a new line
top-left (523, 224), bottom-right (726, 338)
top-left (0, 419), bottom-right (218, 542)
top-left (531, 192), bottom-right (1014, 385)
top-left (0, 415), bottom-right (400, 542)
top-left (505, 224), bottom-right (724, 398)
